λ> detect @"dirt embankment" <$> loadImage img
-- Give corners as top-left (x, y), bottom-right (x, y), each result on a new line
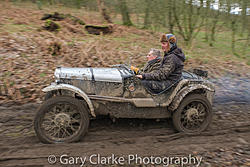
top-left (1, 3), bottom-right (250, 106)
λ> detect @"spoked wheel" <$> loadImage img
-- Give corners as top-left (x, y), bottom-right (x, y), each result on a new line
top-left (34, 96), bottom-right (89, 143)
top-left (172, 94), bottom-right (212, 134)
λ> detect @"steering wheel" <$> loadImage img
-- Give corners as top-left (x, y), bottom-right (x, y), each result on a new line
top-left (111, 64), bottom-right (135, 75)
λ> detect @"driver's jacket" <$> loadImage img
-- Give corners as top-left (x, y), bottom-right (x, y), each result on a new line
top-left (139, 57), bottom-right (161, 74)
top-left (131, 57), bottom-right (161, 74)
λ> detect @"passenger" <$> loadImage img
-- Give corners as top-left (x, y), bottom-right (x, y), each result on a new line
top-left (136, 34), bottom-right (185, 94)
top-left (131, 48), bottom-right (161, 74)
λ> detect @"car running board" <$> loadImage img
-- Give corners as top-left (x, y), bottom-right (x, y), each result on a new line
top-left (88, 95), bottom-right (158, 107)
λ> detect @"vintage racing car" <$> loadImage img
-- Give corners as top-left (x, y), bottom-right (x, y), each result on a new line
top-left (34, 65), bottom-right (215, 143)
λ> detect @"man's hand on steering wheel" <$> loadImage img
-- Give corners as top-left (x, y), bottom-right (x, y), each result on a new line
top-left (136, 75), bottom-right (143, 79)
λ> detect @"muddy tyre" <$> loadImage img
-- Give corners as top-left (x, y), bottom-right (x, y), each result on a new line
top-left (44, 91), bottom-right (54, 100)
top-left (34, 96), bottom-right (89, 144)
top-left (172, 94), bottom-right (212, 134)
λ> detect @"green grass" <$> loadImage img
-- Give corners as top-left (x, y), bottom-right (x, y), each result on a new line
top-left (39, 73), bottom-right (46, 77)
top-left (183, 30), bottom-right (250, 65)
top-left (112, 37), bottom-right (128, 42)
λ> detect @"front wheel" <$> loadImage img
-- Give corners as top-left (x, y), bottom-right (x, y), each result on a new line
top-left (172, 94), bottom-right (212, 134)
top-left (34, 96), bottom-right (89, 143)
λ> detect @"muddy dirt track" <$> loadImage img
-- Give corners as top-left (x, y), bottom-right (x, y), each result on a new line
top-left (0, 76), bottom-right (250, 167)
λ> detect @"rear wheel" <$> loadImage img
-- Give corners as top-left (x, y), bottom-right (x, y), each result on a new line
top-left (172, 94), bottom-right (212, 134)
top-left (34, 96), bottom-right (89, 143)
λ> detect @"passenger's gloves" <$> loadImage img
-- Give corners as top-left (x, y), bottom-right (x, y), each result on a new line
top-left (130, 66), bottom-right (140, 74)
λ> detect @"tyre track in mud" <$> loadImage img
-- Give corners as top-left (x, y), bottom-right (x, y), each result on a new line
top-left (1, 123), bottom-right (250, 158)
top-left (0, 105), bottom-right (248, 145)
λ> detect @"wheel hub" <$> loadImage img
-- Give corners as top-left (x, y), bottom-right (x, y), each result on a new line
top-left (186, 108), bottom-right (199, 121)
top-left (54, 113), bottom-right (71, 127)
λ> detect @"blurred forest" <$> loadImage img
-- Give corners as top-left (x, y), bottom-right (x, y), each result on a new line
top-left (7, 0), bottom-right (250, 56)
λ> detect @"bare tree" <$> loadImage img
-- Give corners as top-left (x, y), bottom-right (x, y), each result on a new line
top-left (97, 0), bottom-right (113, 23)
top-left (231, 19), bottom-right (238, 56)
top-left (143, 0), bottom-right (151, 29)
top-left (240, 0), bottom-right (248, 34)
top-left (118, 0), bottom-right (133, 26)
top-left (168, 0), bottom-right (175, 34)
top-left (207, 0), bottom-right (222, 46)
top-left (173, 0), bottom-right (205, 46)
top-left (204, 0), bottom-right (211, 41)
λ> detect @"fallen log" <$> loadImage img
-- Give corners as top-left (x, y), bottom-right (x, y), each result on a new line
top-left (85, 25), bottom-right (113, 35)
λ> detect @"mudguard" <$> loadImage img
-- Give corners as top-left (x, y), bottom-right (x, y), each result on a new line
top-left (169, 84), bottom-right (215, 111)
top-left (42, 83), bottom-right (96, 117)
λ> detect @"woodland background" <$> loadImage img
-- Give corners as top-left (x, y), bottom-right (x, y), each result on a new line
top-left (0, 0), bottom-right (249, 104)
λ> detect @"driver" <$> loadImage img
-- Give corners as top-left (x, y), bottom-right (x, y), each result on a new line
top-left (136, 34), bottom-right (185, 94)
top-left (131, 48), bottom-right (161, 74)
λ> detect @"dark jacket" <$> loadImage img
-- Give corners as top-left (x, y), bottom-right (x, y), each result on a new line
top-left (139, 57), bottom-right (161, 74)
top-left (142, 47), bottom-right (185, 81)
top-left (141, 47), bottom-right (185, 94)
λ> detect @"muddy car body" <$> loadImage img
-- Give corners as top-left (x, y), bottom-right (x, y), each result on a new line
top-left (34, 65), bottom-right (215, 143)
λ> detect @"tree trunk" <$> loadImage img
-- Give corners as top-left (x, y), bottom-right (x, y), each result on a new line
top-left (231, 19), bottom-right (239, 57)
top-left (209, 2), bottom-right (221, 45)
top-left (210, 16), bottom-right (218, 42)
top-left (118, 0), bottom-right (133, 26)
top-left (241, 0), bottom-right (247, 35)
top-left (143, 0), bottom-right (150, 29)
top-left (173, 0), bottom-right (186, 40)
top-left (242, 29), bottom-right (250, 55)
top-left (97, 0), bottom-right (113, 23)
top-left (168, 0), bottom-right (174, 33)
top-left (204, 0), bottom-right (210, 42)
